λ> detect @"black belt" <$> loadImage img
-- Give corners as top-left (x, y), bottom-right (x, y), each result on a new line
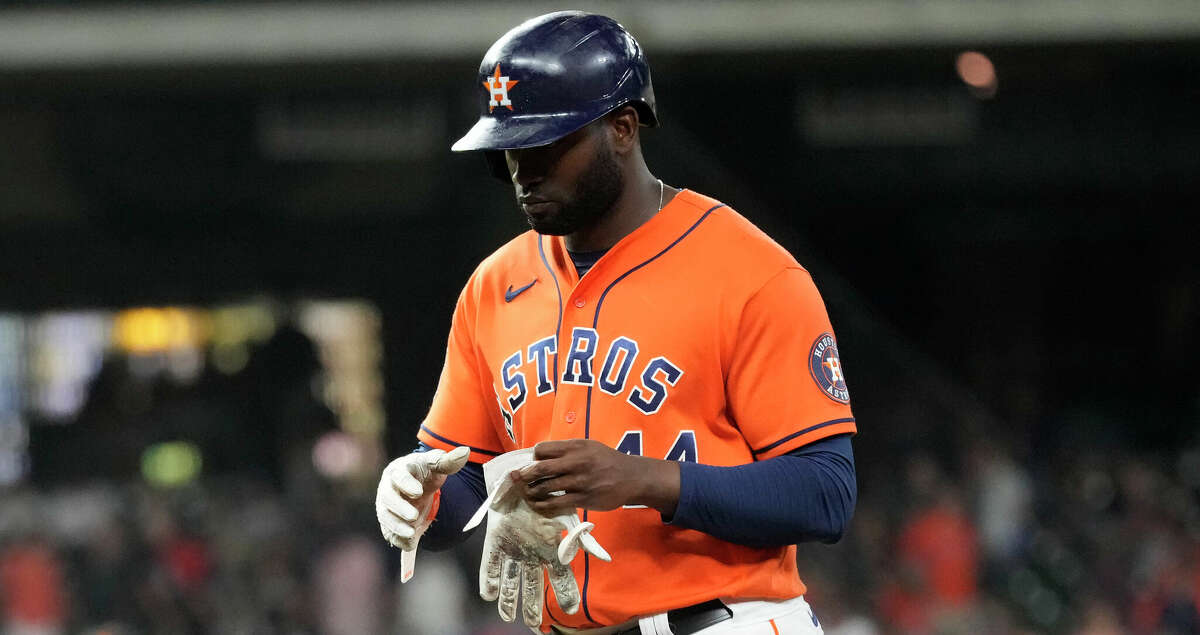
top-left (612, 599), bottom-right (733, 635)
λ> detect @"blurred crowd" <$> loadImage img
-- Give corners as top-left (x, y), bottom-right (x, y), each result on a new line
top-left (0, 474), bottom-right (535, 635)
top-left (2, 332), bottom-right (1199, 634)
top-left (0, 319), bottom-right (533, 635)
top-left (6, 433), bottom-right (1200, 634)
top-left (803, 440), bottom-right (1200, 635)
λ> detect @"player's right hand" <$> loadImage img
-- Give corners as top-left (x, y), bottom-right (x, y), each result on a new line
top-left (469, 448), bottom-right (612, 628)
top-left (375, 446), bottom-right (470, 551)
top-left (480, 498), bottom-right (585, 626)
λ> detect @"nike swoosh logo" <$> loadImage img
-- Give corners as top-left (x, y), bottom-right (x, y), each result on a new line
top-left (505, 279), bottom-right (538, 302)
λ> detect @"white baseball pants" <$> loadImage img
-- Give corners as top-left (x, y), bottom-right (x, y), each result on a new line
top-left (635, 596), bottom-right (823, 635)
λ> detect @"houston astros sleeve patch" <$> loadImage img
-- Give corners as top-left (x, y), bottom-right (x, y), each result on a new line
top-left (809, 333), bottom-right (850, 404)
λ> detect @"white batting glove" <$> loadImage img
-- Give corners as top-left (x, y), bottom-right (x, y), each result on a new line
top-left (463, 448), bottom-right (611, 628)
top-left (375, 445), bottom-right (470, 582)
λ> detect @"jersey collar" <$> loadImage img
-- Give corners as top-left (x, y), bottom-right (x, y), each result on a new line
top-left (540, 189), bottom-right (713, 291)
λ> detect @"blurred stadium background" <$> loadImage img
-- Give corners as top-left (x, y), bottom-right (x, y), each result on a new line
top-left (0, 1), bottom-right (1197, 633)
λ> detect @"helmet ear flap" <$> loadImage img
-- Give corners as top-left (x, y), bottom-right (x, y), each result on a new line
top-left (484, 151), bottom-right (510, 183)
top-left (632, 101), bottom-right (659, 128)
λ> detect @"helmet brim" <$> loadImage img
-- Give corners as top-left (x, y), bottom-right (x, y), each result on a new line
top-left (450, 112), bottom-right (595, 152)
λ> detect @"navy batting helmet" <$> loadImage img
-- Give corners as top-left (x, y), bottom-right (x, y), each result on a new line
top-left (451, 11), bottom-right (658, 180)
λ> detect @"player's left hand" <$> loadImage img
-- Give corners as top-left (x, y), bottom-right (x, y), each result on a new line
top-left (512, 439), bottom-right (681, 517)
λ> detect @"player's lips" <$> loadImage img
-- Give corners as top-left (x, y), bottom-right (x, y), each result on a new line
top-left (519, 197), bottom-right (556, 213)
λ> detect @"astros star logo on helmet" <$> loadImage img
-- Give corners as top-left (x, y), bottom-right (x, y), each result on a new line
top-left (484, 63), bottom-right (519, 112)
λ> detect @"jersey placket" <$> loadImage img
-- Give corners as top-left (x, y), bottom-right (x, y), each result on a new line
top-left (536, 196), bottom-right (727, 627)
top-left (537, 236), bottom-right (593, 444)
top-left (534, 234), bottom-right (606, 626)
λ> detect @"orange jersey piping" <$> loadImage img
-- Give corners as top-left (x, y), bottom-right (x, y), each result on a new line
top-left (419, 424), bottom-right (501, 458)
top-left (751, 417), bottom-right (857, 456)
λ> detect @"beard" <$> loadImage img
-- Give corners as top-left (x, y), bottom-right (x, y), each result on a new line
top-left (523, 143), bottom-right (623, 236)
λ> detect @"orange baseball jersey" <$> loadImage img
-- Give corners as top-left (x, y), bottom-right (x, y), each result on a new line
top-left (417, 189), bottom-right (856, 630)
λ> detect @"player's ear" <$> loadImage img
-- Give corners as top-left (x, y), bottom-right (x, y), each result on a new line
top-left (606, 106), bottom-right (639, 155)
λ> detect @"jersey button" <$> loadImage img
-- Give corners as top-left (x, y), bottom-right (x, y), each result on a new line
top-left (573, 298), bottom-right (586, 308)
top-left (565, 411), bottom-right (577, 423)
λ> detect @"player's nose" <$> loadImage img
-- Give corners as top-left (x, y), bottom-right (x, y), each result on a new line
top-left (505, 148), bottom-right (547, 188)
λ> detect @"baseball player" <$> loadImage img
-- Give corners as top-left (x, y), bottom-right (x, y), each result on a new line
top-left (376, 11), bottom-right (857, 635)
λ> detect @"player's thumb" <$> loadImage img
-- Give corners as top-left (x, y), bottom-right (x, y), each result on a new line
top-left (431, 445), bottom-right (471, 475)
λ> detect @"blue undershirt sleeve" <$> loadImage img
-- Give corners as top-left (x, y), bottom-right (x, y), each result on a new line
top-left (666, 434), bottom-right (857, 548)
top-left (412, 435), bottom-right (856, 551)
top-left (411, 443), bottom-right (487, 551)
